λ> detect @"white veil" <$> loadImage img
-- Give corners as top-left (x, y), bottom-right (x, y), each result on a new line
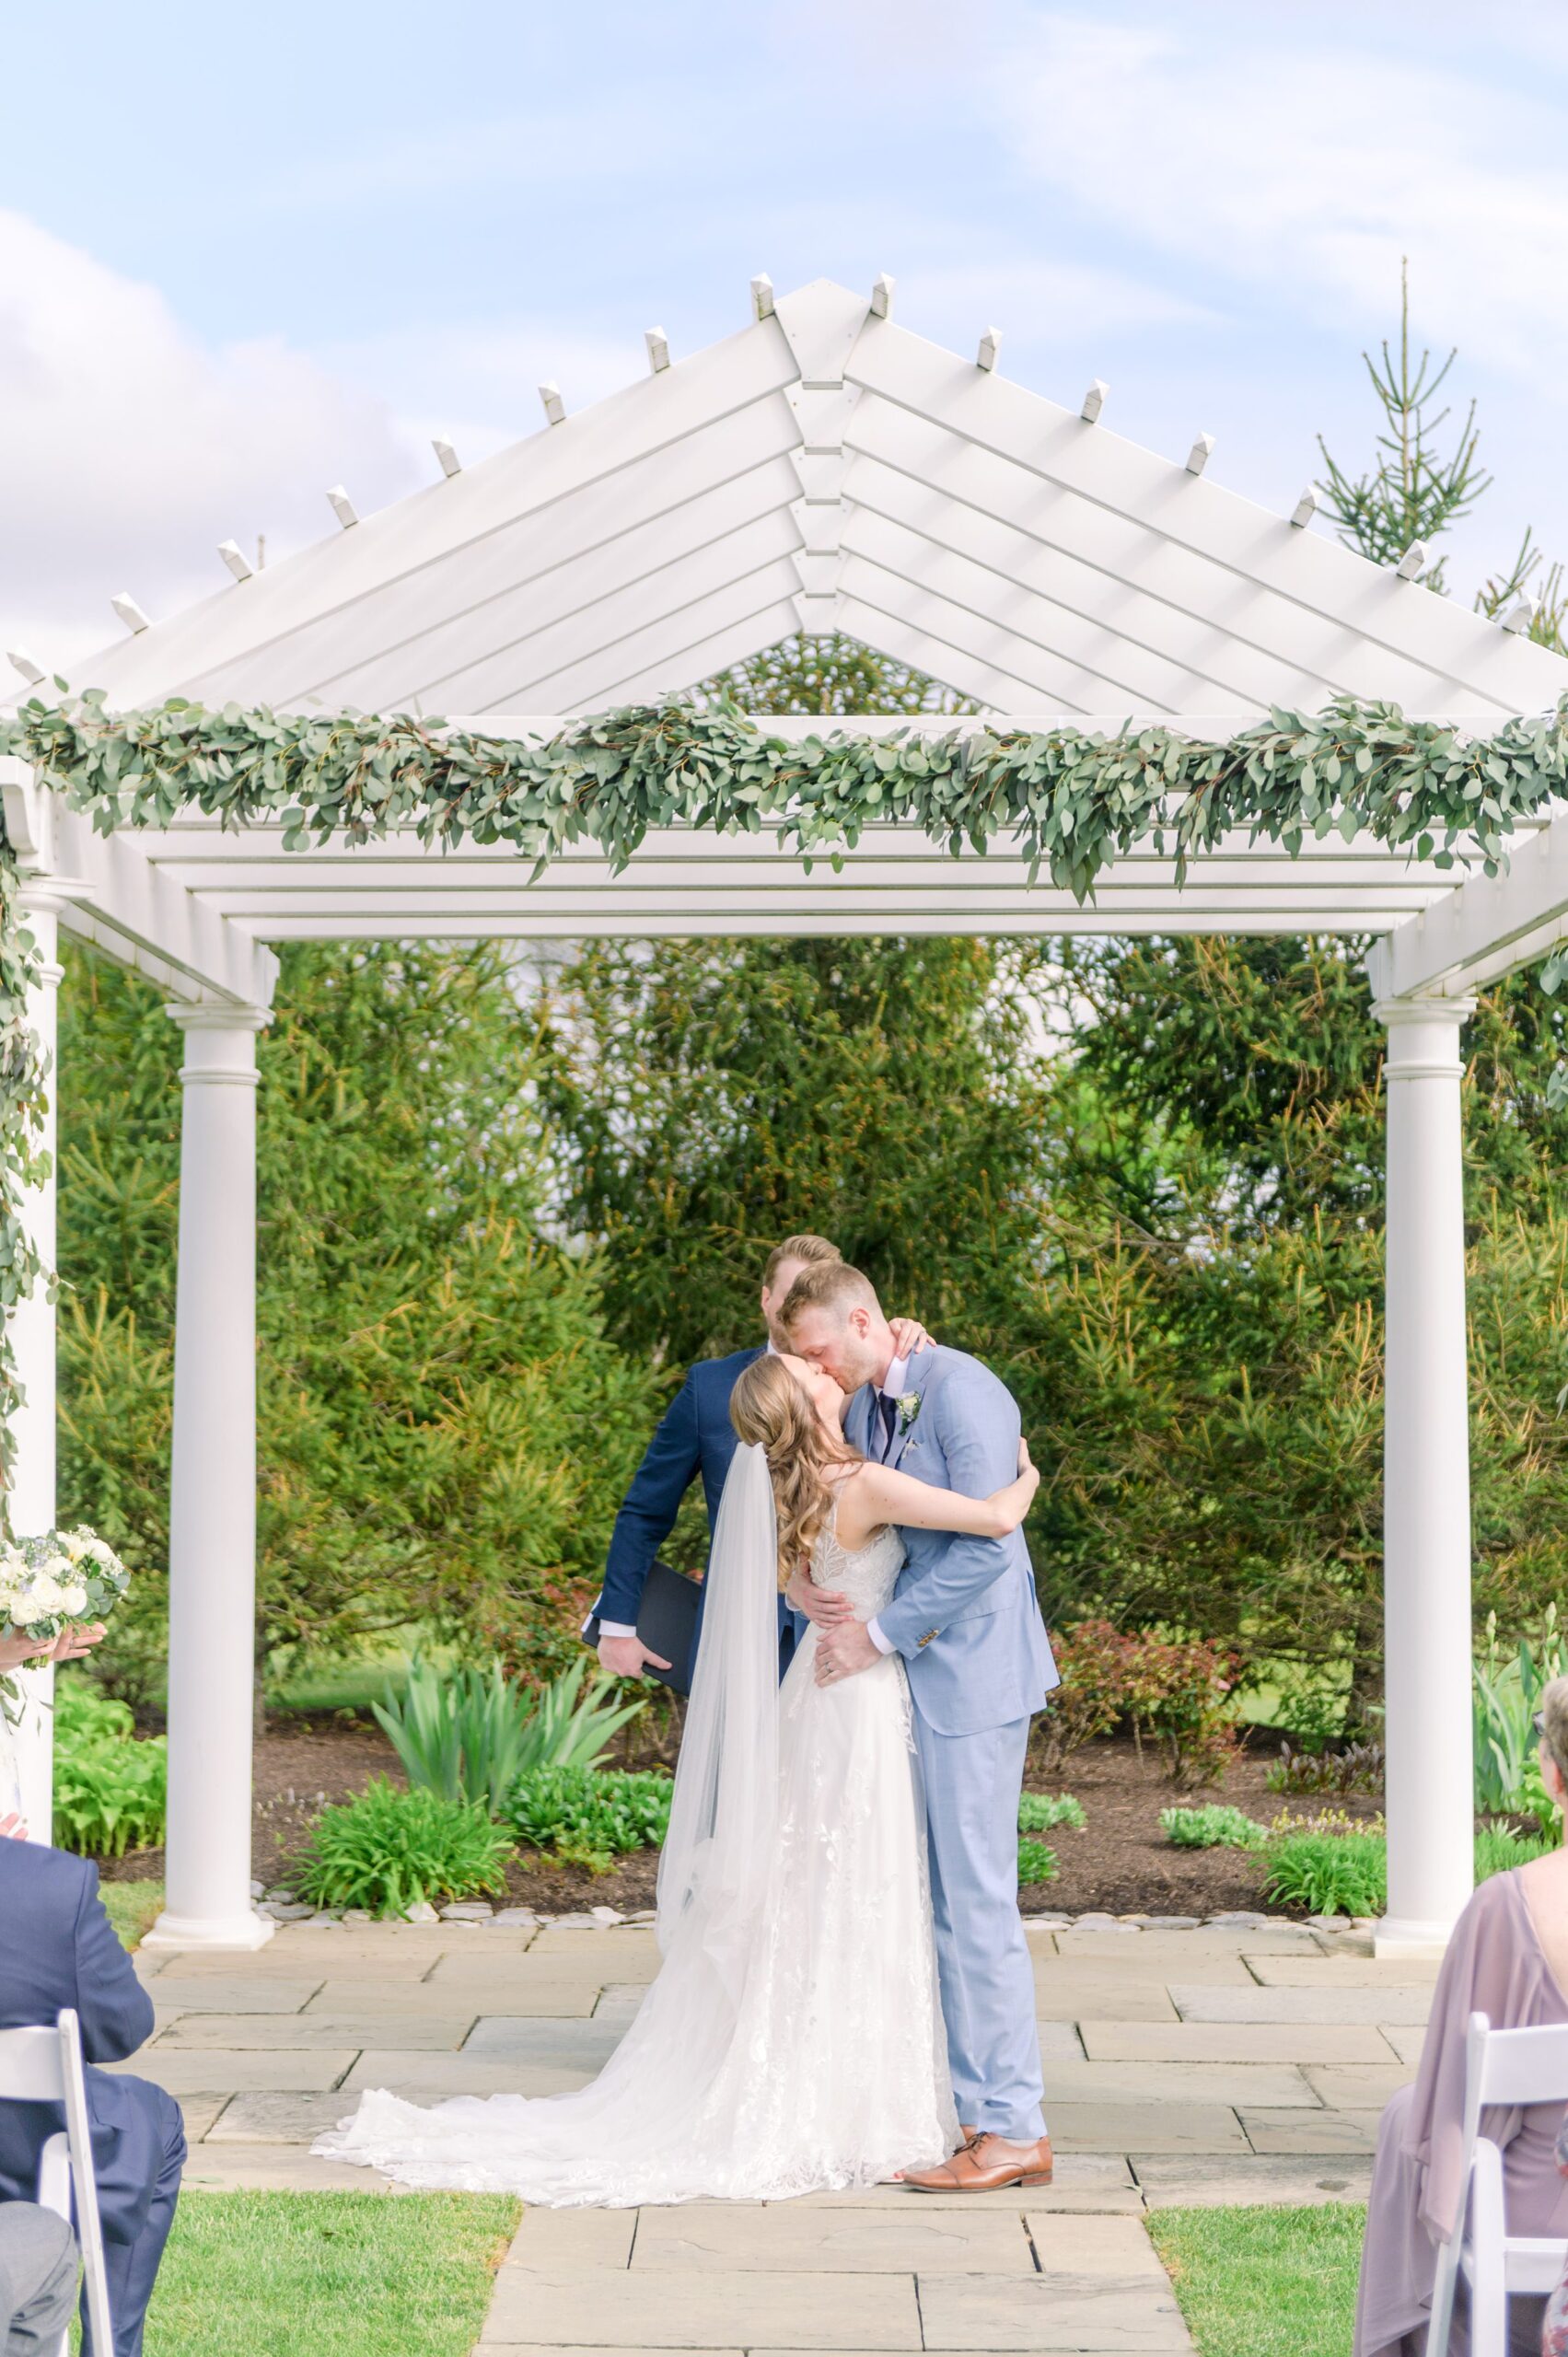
top-left (656, 1440), bottom-right (782, 1995)
top-left (317, 1440), bottom-right (788, 2204)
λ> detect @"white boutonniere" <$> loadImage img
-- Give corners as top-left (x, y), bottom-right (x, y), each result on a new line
top-left (895, 1390), bottom-right (923, 1434)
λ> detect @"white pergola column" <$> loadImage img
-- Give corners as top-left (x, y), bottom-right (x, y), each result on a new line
top-left (144, 1004), bottom-right (273, 1951)
top-left (1374, 994), bottom-right (1478, 1958)
top-left (7, 888), bottom-right (64, 1840)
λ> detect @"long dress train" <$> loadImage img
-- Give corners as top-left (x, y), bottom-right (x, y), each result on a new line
top-left (314, 1446), bottom-right (958, 2205)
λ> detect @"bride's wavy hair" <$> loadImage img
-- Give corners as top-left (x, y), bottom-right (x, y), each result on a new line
top-left (730, 1355), bottom-right (861, 1589)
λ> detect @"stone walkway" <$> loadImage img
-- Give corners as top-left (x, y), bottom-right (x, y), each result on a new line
top-left (129, 1915), bottom-right (1434, 2351)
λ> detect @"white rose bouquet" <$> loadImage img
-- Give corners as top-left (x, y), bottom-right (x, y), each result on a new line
top-left (0, 1526), bottom-right (130, 1725)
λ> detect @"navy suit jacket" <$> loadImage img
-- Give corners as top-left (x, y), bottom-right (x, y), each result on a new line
top-left (593, 1345), bottom-right (799, 1678)
top-left (0, 1840), bottom-right (179, 2248)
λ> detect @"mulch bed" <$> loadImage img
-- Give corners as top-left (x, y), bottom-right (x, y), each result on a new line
top-left (1032, 1736), bottom-right (1381, 1916)
top-left (99, 1717), bottom-right (1381, 1914)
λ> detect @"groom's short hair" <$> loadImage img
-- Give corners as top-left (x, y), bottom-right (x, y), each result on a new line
top-left (780, 1259), bottom-right (879, 1326)
top-left (762, 1233), bottom-right (840, 1288)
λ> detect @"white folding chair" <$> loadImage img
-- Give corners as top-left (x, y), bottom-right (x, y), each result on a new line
top-left (0, 2007), bottom-right (113, 2357)
top-left (1424, 2010), bottom-right (1568, 2356)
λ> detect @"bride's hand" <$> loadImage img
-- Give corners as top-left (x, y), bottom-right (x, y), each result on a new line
top-left (786, 1570), bottom-right (853, 1628)
top-left (0, 1621), bottom-right (108, 1671)
top-left (1017, 1438), bottom-right (1033, 1476)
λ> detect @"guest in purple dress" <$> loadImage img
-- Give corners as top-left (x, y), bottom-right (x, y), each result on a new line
top-left (1354, 1676), bottom-right (1568, 2357)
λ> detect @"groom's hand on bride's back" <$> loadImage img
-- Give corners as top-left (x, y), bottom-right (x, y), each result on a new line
top-left (597, 1633), bottom-right (673, 1678)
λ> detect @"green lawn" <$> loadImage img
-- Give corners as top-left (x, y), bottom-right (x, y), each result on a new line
top-left (100, 1877), bottom-right (165, 1951)
top-left (1148, 2201), bottom-right (1365, 2357)
top-left (138, 2191), bottom-right (520, 2357)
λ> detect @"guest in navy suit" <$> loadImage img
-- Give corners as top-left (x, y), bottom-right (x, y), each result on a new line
top-left (590, 1233), bottom-right (932, 1684)
top-left (0, 1838), bottom-right (184, 2357)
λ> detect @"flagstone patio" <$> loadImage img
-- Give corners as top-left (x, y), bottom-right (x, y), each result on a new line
top-left (127, 1916), bottom-right (1430, 2351)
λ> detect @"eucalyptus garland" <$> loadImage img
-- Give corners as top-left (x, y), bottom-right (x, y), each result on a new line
top-left (0, 852), bottom-right (48, 1524)
top-left (2, 682), bottom-right (1568, 1515)
top-left (5, 687), bottom-right (1568, 902)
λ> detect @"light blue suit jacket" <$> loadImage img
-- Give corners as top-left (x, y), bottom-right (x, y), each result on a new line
top-left (850, 1343), bottom-right (1059, 1737)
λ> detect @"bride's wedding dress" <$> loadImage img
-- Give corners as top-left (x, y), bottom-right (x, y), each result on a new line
top-left (316, 1446), bottom-right (958, 2204)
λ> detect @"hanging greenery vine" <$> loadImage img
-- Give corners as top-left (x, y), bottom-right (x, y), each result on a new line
top-left (0, 846), bottom-right (50, 1521)
top-left (3, 682), bottom-right (1568, 1508)
top-left (5, 688), bottom-right (1568, 904)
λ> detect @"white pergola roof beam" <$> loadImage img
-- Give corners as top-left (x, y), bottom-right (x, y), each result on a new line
top-left (844, 396), bottom-right (1470, 716)
top-left (197, 414), bottom-right (806, 716)
top-left (16, 277), bottom-right (1566, 734)
top-left (842, 451), bottom-right (1352, 710)
top-left (846, 316), bottom-right (1567, 715)
top-left (52, 807), bottom-right (278, 1006)
top-left (1367, 805), bottom-right (1568, 999)
top-left (28, 317), bottom-right (803, 714)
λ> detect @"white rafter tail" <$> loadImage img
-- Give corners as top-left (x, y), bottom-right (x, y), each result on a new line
top-left (6, 649), bottom-right (45, 686)
top-left (1395, 540), bottom-right (1428, 581)
top-left (1290, 485), bottom-right (1319, 528)
top-left (1080, 378), bottom-right (1108, 424)
top-left (869, 273), bottom-right (895, 319)
top-left (645, 327), bottom-right (671, 375)
top-left (538, 382), bottom-right (566, 427)
top-left (326, 485), bottom-right (358, 530)
top-left (1185, 432), bottom-right (1215, 477)
top-left (432, 436), bottom-right (461, 479)
top-left (750, 273), bottom-right (775, 320)
top-left (110, 592), bottom-right (151, 635)
top-left (976, 326), bottom-right (1003, 373)
top-left (1502, 597), bottom-right (1536, 635)
top-left (217, 539), bottom-right (254, 584)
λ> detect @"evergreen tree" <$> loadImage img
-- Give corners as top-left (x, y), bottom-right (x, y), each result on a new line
top-left (57, 940), bottom-right (658, 1705)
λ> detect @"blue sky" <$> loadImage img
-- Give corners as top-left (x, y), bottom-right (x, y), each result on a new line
top-left (6, 0), bottom-right (1568, 671)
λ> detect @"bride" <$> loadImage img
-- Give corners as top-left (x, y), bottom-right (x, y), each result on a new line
top-left (316, 1351), bottom-right (1039, 2206)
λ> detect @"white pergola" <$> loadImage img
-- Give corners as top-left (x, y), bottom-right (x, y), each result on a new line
top-left (6, 274), bottom-right (1568, 1958)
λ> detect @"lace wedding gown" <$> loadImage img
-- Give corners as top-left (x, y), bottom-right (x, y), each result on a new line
top-left (316, 1448), bottom-right (958, 2204)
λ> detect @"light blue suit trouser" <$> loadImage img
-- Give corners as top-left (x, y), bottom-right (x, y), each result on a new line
top-left (913, 1710), bottom-right (1046, 2142)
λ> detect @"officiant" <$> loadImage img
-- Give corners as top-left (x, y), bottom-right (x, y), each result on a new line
top-left (586, 1233), bottom-right (932, 1688)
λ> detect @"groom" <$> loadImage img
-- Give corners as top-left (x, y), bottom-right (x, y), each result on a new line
top-left (589, 1232), bottom-right (932, 1685)
top-left (783, 1261), bottom-right (1059, 2192)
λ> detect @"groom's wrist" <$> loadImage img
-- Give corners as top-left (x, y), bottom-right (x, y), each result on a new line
top-left (865, 1618), bottom-right (894, 1656)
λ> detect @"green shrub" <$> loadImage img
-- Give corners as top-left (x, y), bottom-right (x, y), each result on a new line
top-left (1475, 1826), bottom-right (1556, 1879)
top-left (1039, 1620), bottom-right (1237, 1784)
top-left (507, 1767), bottom-right (673, 1874)
top-left (1473, 1608), bottom-right (1566, 1826)
top-left (51, 1673), bottom-right (167, 1858)
top-left (1161, 1805), bottom-right (1268, 1852)
top-left (1265, 1821), bottom-right (1555, 1919)
top-left (1262, 1831), bottom-right (1388, 1918)
top-left (1017, 1840), bottom-right (1059, 1887)
top-left (1018, 1792), bottom-right (1086, 1834)
top-left (294, 1780), bottom-right (513, 1917)
top-left (56, 937), bottom-right (665, 1709)
top-left (373, 1656), bottom-right (645, 1815)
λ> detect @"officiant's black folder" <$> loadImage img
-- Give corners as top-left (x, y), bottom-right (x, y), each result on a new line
top-left (584, 1560), bottom-right (700, 1695)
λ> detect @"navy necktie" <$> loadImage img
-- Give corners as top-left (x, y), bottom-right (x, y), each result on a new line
top-left (875, 1392), bottom-right (897, 1459)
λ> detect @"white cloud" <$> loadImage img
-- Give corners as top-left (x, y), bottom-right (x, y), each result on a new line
top-left (250, 96), bottom-right (668, 215)
top-left (991, 13), bottom-right (1568, 386)
top-left (315, 319), bottom-right (649, 461)
top-left (0, 211), bottom-right (421, 675)
top-left (898, 255), bottom-right (1215, 343)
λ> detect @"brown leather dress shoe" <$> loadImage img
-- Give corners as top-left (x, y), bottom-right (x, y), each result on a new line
top-left (904, 2133), bottom-right (1054, 2192)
